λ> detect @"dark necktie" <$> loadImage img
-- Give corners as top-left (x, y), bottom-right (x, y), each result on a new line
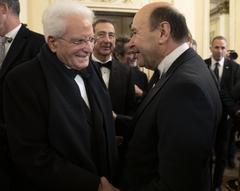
top-left (96, 61), bottom-right (112, 69)
top-left (213, 62), bottom-right (219, 80)
top-left (0, 37), bottom-right (7, 67)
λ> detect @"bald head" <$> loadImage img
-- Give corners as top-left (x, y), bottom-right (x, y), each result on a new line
top-left (134, 2), bottom-right (189, 43)
top-left (129, 2), bottom-right (189, 70)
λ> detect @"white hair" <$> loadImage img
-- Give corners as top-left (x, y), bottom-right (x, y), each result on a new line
top-left (42, 0), bottom-right (94, 41)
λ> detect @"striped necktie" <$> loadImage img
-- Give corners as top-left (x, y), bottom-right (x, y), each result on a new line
top-left (0, 36), bottom-right (7, 67)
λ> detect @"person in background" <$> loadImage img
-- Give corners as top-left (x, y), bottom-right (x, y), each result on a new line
top-left (122, 2), bottom-right (222, 191)
top-left (191, 39), bottom-right (197, 52)
top-left (113, 37), bottom-right (148, 105)
top-left (205, 35), bottom-right (240, 191)
top-left (187, 33), bottom-right (197, 52)
top-left (224, 82), bottom-right (240, 191)
top-left (3, 1), bottom-right (119, 190)
top-left (91, 19), bottom-right (137, 168)
top-left (92, 19), bottom-right (136, 118)
top-left (0, 0), bottom-right (45, 190)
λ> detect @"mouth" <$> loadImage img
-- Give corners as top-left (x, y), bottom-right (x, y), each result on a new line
top-left (101, 46), bottom-right (111, 50)
top-left (75, 53), bottom-right (90, 59)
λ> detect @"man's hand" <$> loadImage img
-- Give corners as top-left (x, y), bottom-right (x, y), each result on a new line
top-left (98, 177), bottom-right (120, 191)
top-left (112, 111), bottom-right (117, 121)
top-left (134, 84), bottom-right (143, 97)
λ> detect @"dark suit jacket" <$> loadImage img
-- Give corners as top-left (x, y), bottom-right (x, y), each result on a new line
top-left (93, 58), bottom-right (136, 116)
top-left (3, 45), bottom-right (118, 190)
top-left (131, 67), bottom-right (148, 106)
top-left (131, 67), bottom-right (148, 94)
top-left (122, 48), bottom-right (222, 191)
top-left (0, 24), bottom-right (45, 190)
top-left (205, 58), bottom-right (240, 116)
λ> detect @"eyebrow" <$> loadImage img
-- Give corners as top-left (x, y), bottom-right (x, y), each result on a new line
top-left (214, 46), bottom-right (226, 48)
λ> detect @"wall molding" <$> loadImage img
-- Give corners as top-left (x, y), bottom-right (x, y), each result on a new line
top-left (210, 0), bottom-right (229, 16)
top-left (76, 0), bottom-right (149, 12)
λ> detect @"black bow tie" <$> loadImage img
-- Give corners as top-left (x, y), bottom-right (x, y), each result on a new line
top-left (65, 67), bottom-right (90, 79)
top-left (96, 61), bottom-right (112, 69)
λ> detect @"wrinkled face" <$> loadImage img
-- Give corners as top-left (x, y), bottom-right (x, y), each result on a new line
top-left (93, 22), bottom-right (116, 59)
top-left (210, 39), bottom-right (227, 61)
top-left (129, 11), bottom-right (160, 70)
top-left (48, 14), bottom-right (94, 70)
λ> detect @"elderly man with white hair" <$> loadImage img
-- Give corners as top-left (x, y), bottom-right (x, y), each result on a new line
top-left (3, 1), bottom-right (119, 191)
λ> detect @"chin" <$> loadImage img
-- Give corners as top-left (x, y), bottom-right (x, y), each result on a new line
top-left (73, 62), bottom-right (89, 70)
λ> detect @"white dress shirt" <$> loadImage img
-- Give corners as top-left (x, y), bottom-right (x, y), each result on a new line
top-left (74, 74), bottom-right (90, 109)
top-left (92, 54), bottom-right (112, 88)
top-left (158, 43), bottom-right (189, 77)
top-left (210, 57), bottom-right (224, 80)
top-left (4, 24), bottom-right (21, 55)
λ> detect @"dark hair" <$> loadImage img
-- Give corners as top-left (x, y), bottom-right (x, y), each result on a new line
top-left (93, 19), bottom-right (114, 32)
top-left (113, 37), bottom-right (130, 59)
top-left (211, 35), bottom-right (227, 45)
top-left (149, 6), bottom-right (189, 43)
top-left (0, 0), bottom-right (20, 16)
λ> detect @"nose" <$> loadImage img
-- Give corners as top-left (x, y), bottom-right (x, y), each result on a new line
top-left (102, 35), bottom-right (112, 42)
top-left (82, 41), bottom-right (94, 52)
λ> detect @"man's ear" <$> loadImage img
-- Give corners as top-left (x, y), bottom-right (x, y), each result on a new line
top-left (47, 36), bottom-right (58, 53)
top-left (157, 21), bottom-right (171, 44)
top-left (0, 3), bottom-right (9, 14)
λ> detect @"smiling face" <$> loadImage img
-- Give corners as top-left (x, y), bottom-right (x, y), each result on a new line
top-left (93, 22), bottom-right (116, 62)
top-left (48, 13), bottom-right (94, 70)
top-left (129, 3), bottom-right (168, 70)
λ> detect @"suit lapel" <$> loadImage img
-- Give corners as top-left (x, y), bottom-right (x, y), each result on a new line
top-left (220, 59), bottom-right (231, 87)
top-left (87, 64), bottom-right (112, 128)
top-left (0, 25), bottom-right (29, 78)
top-left (205, 58), bottom-right (211, 68)
top-left (108, 59), bottom-right (119, 95)
top-left (133, 48), bottom-right (196, 122)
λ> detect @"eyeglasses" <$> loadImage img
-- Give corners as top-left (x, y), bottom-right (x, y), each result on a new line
top-left (95, 31), bottom-right (115, 40)
top-left (57, 36), bottom-right (95, 46)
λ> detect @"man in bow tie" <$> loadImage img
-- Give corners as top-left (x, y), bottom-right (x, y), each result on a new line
top-left (91, 19), bottom-right (137, 167)
top-left (0, 0), bottom-right (45, 190)
top-left (3, 2), bottom-right (119, 190)
top-left (92, 19), bottom-right (136, 116)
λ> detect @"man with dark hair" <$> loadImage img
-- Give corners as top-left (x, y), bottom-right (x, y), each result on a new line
top-left (113, 37), bottom-right (148, 104)
top-left (205, 35), bottom-right (240, 191)
top-left (91, 19), bottom-right (136, 155)
top-left (92, 19), bottom-right (136, 117)
top-left (122, 2), bottom-right (222, 191)
top-left (0, 0), bottom-right (45, 190)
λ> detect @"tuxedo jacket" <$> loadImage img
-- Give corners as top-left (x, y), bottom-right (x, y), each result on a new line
top-left (93, 58), bottom-right (136, 116)
top-left (205, 58), bottom-right (240, 116)
top-left (131, 67), bottom-right (148, 94)
top-left (3, 45), bottom-right (118, 190)
top-left (122, 48), bottom-right (222, 191)
top-left (0, 24), bottom-right (45, 190)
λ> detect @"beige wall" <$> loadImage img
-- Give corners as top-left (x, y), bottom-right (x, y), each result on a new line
top-left (20, 0), bottom-right (52, 34)
top-left (21, 0), bottom-right (240, 63)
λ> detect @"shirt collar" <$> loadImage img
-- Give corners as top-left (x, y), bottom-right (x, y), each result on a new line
top-left (91, 54), bottom-right (112, 64)
top-left (158, 42), bottom-right (189, 75)
top-left (5, 24), bottom-right (22, 41)
top-left (211, 57), bottom-right (224, 67)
